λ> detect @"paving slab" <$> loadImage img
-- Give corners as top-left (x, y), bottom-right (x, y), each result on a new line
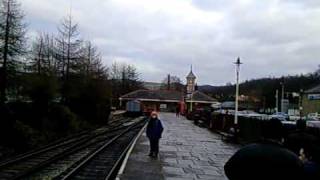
top-left (119, 113), bottom-right (239, 180)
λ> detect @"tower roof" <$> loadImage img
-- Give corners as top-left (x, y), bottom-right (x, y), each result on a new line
top-left (187, 65), bottom-right (196, 79)
top-left (187, 71), bottom-right (196, 78)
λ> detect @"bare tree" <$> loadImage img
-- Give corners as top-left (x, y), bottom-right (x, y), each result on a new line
top-left (80, 41), bottom-right (107, 79)
top-left (30, 33), bottom-right (44, 74)
top-left (110, 62), bottom-right (142, 106)
top-left (316, 65), bottom-right (320, 77)
top-left (161, 75), bottom-right (184, 91)
top-left (110, 62), bottom-right (141, 85)
top-left (0, 0), bottom-right (26, 103)
top-left (29, 32), bottom-right (57, 75)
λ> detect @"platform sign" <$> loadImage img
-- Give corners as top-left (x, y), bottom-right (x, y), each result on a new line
top-left (308, 94), bottom-right (320, 100)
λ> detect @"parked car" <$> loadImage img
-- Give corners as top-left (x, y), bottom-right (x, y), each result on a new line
top-left (307, 120), bottom-right (320, 128)
top-left (213, 109), bottom-right (235, 115)
top-left (238, 110), bottom-right (269, 120)
top-left (289, 115), bottom-right (301, 121)
top-left (307, 113), bottom-right (319, 121)
top-left (269, 112), bottom-right (289, 121)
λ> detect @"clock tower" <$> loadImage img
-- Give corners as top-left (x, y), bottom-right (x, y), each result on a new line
top-left (186, 66), bottom-right (196, 94)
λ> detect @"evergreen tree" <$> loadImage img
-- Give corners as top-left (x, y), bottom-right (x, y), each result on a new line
top-left (55, 14), bottom-right (82, 80)
top-left (0, 0), bottom-right (26, 103)
top-left (55, 14), bottom-right (83, 103)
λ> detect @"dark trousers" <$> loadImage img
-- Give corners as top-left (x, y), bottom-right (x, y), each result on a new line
top-left (149, 138), bottom-right (160, 154)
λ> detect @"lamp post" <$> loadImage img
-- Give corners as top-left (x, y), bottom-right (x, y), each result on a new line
top-left (299, 89), bottom-right (303, 118)
top-left (234, 57), bottom-right (242, 125)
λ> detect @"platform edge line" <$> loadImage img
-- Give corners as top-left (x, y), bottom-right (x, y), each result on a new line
top-left (116, 119), bottom-right (148, 180)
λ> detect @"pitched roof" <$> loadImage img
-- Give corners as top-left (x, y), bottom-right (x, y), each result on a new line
top-left (120, 90), bottom-right (218, 104)
top-left (120, 90), bottom-right (183, 102)
top-left (186, 91), bottom-right (218, 103)
top-left (305, 84), bottom-right (320, 94)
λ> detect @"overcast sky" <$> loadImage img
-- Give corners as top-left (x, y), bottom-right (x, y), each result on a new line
top-left (22, 0), bottom-right (320, 85)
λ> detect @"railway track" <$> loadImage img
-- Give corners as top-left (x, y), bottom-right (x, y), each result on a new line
top-left (0, 116), bottom-right (145, 180)
top-left (58, 120), bottom-right (145, 180)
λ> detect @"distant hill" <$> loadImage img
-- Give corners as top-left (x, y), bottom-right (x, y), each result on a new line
top-left (200, 73), bottom-right (320, 108)
top-left (198, 85), bottom-right (217, 92)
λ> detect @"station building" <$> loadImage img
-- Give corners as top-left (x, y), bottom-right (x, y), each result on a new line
top-left (119, 68), bottom-right (218, 112)
top-left (302, 84), bottom-right (320, 115)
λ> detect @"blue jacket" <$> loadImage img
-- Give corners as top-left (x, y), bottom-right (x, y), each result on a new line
top-left (146, 118), bottom-right (163, 140)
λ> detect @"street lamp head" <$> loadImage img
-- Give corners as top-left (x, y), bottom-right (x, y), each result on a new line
top-left (234, 57), bottom-right (243, 65)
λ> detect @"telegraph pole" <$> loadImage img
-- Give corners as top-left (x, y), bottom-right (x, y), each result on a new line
top-left (167, 74), bottom-right (171, 90)
top-left (234, 57), bottom-right (242, 125)
top-left (190, 92), bottom-right (193, 112)
top-left (280, 82), bottom-right (285, 112)
top-left (275, 90), bottom-right (279, 113)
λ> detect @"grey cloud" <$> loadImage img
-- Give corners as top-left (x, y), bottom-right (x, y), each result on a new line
top-left (21, 0), bottom-right (320, 85)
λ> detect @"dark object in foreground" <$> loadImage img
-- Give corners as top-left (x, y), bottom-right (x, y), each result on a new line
top-left (224, 119), bottom-right (304, 180)
top-left (224, 140), bottom-right (303, 180)
top-left (284, 120), bottom-right (319, 156)
top-left (285, 120), bottom-right (320, 180)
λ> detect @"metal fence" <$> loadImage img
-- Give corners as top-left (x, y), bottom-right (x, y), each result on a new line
top-left (210, 113), bottom-right (320, 143)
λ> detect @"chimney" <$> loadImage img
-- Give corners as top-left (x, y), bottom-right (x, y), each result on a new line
top-left (167, 74), bottom-right (171, 90)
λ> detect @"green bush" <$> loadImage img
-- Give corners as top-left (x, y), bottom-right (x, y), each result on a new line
top-left (22, 74), bottom-right (58, 107)
top-left (66, 77), bottom-right (111, 124)
top-left (42, 105), bottom-right (79, 136)
top-left (13, 121), bottom-right (43, 150)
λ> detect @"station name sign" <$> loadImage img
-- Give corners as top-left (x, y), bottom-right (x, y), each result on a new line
top-left (308, 94), bottom-right (320, 100)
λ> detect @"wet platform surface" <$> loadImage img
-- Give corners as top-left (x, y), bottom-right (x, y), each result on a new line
top-left (119, 113), bottom-right (239, 180)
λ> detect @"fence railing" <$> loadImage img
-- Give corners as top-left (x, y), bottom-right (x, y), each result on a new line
top-left (209, 113), bottom-right (320, 144)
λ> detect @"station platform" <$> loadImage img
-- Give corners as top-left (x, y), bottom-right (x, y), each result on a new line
top-left (118, 113), bottom-right (239, 180)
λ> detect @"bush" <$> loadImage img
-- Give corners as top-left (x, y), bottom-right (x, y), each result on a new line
top-left (22, 74), bottom-right (58, 109)
top-left (0, 104), bottom-right (15, 147)
top-left (7, 101), bottom-right (41, 128)
top-left (67, 77), bottom-right (111, 124)
top-left (42, 105), bottom-right (79, 136)
top-left (13, 121), bottom-right (43, 150)
top-left (0, 116), bottom-right (42, 153)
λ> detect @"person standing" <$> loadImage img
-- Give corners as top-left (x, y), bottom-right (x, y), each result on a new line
top-left (284, 120), bottom-right (319, 156)
top-left (284, 120), bottom-right (320, 180)
top-left (175, 105), bottom-right (180, 118)
top-left (146, 111), bottom-right (164, 158)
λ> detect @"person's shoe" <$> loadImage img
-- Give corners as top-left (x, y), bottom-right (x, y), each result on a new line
top-left (148, 152), bottom-right (153, 156)
top-left (152, 153), bottom-right (158, 159)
